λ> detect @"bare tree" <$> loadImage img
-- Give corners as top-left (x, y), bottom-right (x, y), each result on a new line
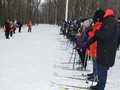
top-left (0, 0), bottom-right (119, 25)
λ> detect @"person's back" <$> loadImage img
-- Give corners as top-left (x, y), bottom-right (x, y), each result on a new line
top-left (5, 21), bottom-right (10, 32)
top-left (87, 9), bottom-right (118, 90)
top-left (5, 20), bottom-right (10, 39)
top-left (96, 9), bottom-right (117, 67)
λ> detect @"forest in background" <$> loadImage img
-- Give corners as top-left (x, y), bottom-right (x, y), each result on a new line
top-left (0, 0), bottom-right (120, 25)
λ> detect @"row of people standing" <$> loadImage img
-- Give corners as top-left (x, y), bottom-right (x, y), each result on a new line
top-left (3, 20), bottom-right (23, 39)
top-left (60, 8), bottom-right (120, 90)
top-left (3, 20), bottom-right (32, 39)
top-left (86, 9), bottom-right (120, 90)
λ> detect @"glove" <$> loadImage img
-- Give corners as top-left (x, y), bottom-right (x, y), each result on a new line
top-left (86, 30), bottom-right (90, 36)
top-left (86, 26), bottom-right (93, 36)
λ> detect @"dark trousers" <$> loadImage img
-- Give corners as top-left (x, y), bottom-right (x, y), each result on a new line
top-left (93, 58), bottom-right (98, 76)
top-left (79, 47), bottom-right (86, 68)
top-left (10, 32), bottom-right (13, 37)
top-left (97, 63), bottom-right (109, 90)
top-left (63, 29), bottom-right (66, 37)
top-left (5, 31), bottom-right (9, 39)
top-left (28, 28), bottom-right (31, 32)
top-left (19, 27), bottom-right (21, 32)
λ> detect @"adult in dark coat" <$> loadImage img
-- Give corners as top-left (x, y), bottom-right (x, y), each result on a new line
top-left (5, 20), bottom-right (10, 39)
top-left (87, 9), bottom-right (117, 90)
top-left (18, 20), bottom-right (22, 33)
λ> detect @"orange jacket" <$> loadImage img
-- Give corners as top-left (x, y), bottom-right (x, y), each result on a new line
top-left (88, 22), bottom-right (102, 58)
top-left (28, 22), bottom-right (32, 29)
top-left (10, 24), bottom-right (14, 32)
top-left (4, 25), bottom-right (6, 31)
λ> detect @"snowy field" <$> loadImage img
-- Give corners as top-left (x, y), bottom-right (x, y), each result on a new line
top-left (0, 24), bottom-right (120, 90)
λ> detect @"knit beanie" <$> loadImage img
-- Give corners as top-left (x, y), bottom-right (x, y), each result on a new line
top-left (83, 19), bottom-right (93, 27)
top-left (93, 9), bottom-right (105, 23)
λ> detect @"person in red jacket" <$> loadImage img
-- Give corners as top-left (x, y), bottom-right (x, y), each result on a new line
top-left (87, 10), bottom-right (105, 82)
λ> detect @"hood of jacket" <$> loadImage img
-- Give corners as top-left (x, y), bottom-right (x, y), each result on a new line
top-left (104, 9), bottom-right (114, 18)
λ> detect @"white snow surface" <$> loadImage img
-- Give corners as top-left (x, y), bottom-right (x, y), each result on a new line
top-left (0, 24), bottom-right (120, 90)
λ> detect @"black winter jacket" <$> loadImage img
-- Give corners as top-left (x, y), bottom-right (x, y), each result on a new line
top-left (87, 16), bottom-right (117, 67)
top-left (5, 21), bottom-right (10, 32)
top-left (95, 16), bottom-right (117, 67)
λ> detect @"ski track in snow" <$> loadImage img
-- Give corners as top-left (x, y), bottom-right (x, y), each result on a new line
top-left (0, 24), bottom-right (120, 90)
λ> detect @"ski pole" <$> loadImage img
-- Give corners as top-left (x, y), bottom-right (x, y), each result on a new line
top-left (58, 26), bottom-right (59, 34)
top-left (69, 48), bottom-right (74, 63)
top-left (91, 60), bottom-right (99, 86)
top-left (65, 40), bottom-right (71, 50)
top-left (82, 50), bottom-right (90, 84)
top-left (73, 49), bottom-right (77, 69)
top-left (86, 50), bottom-right (90, 84)
top-left (65, 40), bottom-right (69, 50)
top-left (82, 51), bottom-right (88, 76)
top-left (91, 47), bottom-right (99, 86)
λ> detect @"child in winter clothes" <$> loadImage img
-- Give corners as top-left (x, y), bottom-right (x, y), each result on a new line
top-left (28, 20), bottom-right (32, 32)
top-left (76, 19), bottom-right (93, 69)
top-left (10, 21), bottom-right (14, 37)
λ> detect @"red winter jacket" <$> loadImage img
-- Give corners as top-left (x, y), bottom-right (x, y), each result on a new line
top-left (88, 22), bottom-right (102, 58)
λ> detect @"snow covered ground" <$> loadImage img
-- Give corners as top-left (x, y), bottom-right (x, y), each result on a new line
top-left (0, 24), bottom-right (120, 90)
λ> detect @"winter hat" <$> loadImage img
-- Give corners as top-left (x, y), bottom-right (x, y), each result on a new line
top-left (93, 9), bottom-right (105, 23)
top-left (104, 9), bottom-right (114, 18)
top-left (83, 19), bottom-right (93, 27)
